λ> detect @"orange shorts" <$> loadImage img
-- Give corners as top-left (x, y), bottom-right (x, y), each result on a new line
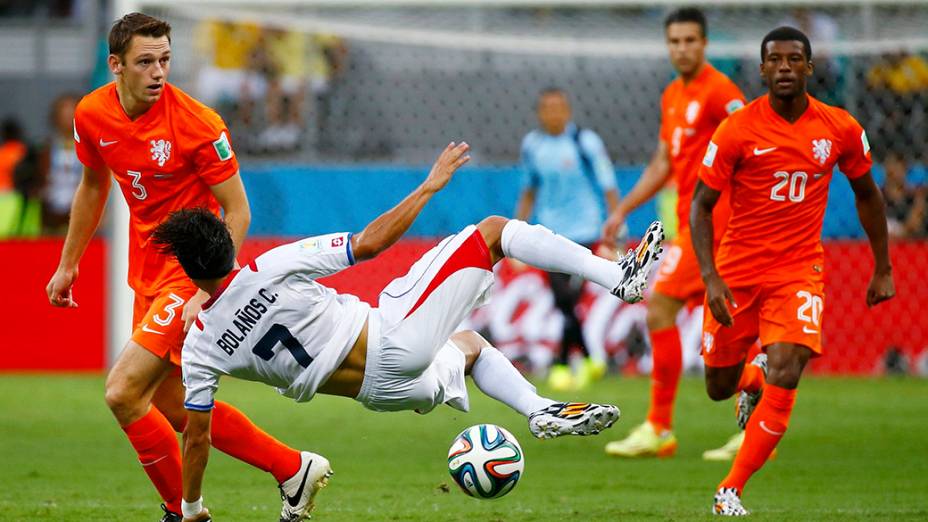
top-left (131, 284), bottom-right (198, 366)
top-left (652, 232), bottom-right (705, 305)
top-left (701, 278), bottom-right (825, 368)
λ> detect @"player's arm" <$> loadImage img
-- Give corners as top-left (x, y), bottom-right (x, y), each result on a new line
top-left (351, 142), bottom-right (470, 262)
top-left (515, 187), bottom-right (536, 221)
top-left (848, 172), bottom-right (895, 306)
top-left (181, 409), bottom-right (213, 522)
top-left (46, 164), bottom-right (111, 307)
top-left (209, 173), bottom-right (251, 255)
top-left (691, 179), bottom-right (735, 327)
top-left (601, 141), bottom-right (671, 246)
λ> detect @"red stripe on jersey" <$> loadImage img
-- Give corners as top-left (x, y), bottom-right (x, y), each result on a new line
top-left (194, 317), bottom-right (203, 330)
top-left (403, 230), bottom-right (493, 320)
top-left (248, 259), bottom-right (258, 271)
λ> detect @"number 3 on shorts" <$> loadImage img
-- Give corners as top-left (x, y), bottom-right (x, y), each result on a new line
top-left (153, 293), bottom-right (186, 327)
top-left (795, 290), bottom-right (823, 332)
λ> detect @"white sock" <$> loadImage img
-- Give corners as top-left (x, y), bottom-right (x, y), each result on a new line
top-left (501, 220), bottom-right (619, 291)
top-left (470, 346), bottom-right (555, 417)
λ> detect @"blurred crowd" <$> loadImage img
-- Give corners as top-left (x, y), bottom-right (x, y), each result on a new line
top-left (194, 20), bottom-right (347, 155)
top-left (0, 94), bottom-right (83, 238)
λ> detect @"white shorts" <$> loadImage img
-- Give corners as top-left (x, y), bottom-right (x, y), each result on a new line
top-left (355, 225), bottom-right (495, 414)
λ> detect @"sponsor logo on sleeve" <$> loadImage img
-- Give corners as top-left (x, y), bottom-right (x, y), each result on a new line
top-left (331, 236), bottom-right (345, 248)
top-left (702, 141), bottom-right (718, 167)
top-left (861, 130), bottom-right (870, 156)
top-left (725, 99), bottom-right (744, 114)
top-left (213, 131), bottom-right (234, 161)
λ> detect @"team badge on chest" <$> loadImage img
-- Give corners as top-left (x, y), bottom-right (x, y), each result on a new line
top-left (811, 139), bottom-right (832, 165)
top-left (150, 139), bottom-right (172, 167)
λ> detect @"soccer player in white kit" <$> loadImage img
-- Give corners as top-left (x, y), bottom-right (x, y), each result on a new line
top-left (156, 142), bottom-right (664, 522)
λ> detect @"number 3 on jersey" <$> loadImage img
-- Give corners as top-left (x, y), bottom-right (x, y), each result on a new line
top-left (770, 171), bottom-right (807, 203)
top-left (127, 170), bottom-right (148, 200)
top-left (253, 324), bottom-right (314, 368)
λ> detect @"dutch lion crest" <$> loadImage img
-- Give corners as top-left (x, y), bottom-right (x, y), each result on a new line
top-left (812, 138), bottom-right (832, 165)
top-left (150, 139), bottom-right (172, 167)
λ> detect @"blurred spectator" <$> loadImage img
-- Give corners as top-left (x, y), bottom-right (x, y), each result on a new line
top-left (867, 51), bottom-right (928, 160)
top-left (194, 20), bottom-right (262, 123)
top-left (782, 8), bottom-right (844, 105)
top-left (882, 151), bottom-right (927, 239)
top-left (38, 93), bottom-right (83, 234)
top-left (256, 27), bottom-right (309, 152)
top-left (0, 118), bottom-right (28, 238)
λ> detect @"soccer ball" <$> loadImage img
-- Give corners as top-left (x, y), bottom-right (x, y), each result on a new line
top-left (447, 424), bottom-right (524, 499)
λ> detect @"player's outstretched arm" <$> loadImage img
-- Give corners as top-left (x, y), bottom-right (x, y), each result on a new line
top-left (849, 172), bottom-right (895, 307)
top-left (601, 141), bottom-right (671, 246)
top-left (182, 410), bottom-right (213, 522)
top-left (351, 142), bottom-right (470, 262)
top-left (46, 165), bottom-right (111, 308)
top-left (691, 180), bottom-right (735, 326)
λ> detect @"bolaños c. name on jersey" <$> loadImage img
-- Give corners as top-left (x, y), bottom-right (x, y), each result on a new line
top-left (215, 288), bottom-right (279, 355)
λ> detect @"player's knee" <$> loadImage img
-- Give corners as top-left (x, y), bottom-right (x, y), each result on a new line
top-left (766, 365), bottom-right (802, 389)
top-left (704, 374), bottom-right (738, 401)
top-left (104, 377), bottom-right (144, 420)
top-left (645, 293), bottom-right (681, 331)
top-left (477, 216), bottom-right (508, 260)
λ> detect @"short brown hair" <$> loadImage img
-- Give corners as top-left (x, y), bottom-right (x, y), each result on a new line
top-left (108, 12), bottom-right (171, 59)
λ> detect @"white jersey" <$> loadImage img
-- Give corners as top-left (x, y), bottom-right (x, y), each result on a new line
top-left (182, 232), bottom-right (370, 411)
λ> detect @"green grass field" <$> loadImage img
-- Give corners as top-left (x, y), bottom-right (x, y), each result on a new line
top-left (1, 375), bottom-right (926, 521)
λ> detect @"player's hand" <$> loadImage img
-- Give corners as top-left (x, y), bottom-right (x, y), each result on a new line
top-left (182, 507), bottom-right (211, 522)
top-left (183, 289), bottom-right (210, 332)
top-left (866, 269), bottom-right (895, 307)
top-left (422, 141), bottom-right (471, 194)
top-left (600, 210), bottom-right (627, 249)
top-left (46, 266), bottom-right (79, 308)
top-left (704, 273), bottom-right (736, 327)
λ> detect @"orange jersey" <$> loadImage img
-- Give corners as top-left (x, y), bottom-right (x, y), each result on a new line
top-left (698, 94), bottom-right (872, 287)
top-left (73, 83), bottom-right (239, 295)
top-left (660, 63), bottom-right (745, 235)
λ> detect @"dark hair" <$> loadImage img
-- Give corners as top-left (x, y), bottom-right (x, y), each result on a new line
top-left (761, 26), bottom-right (812, 61)
top-left (152, 208), bottom-right (235, 280)
top-left (664, 7), bottom-right (707, 38)
top-left (1, 117), bottom-right (23, 142)
top-left (108, 12), bottom-right (171, 59)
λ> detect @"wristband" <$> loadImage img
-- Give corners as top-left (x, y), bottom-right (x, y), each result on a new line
top-left (182, 497), bottom-right (203, 518)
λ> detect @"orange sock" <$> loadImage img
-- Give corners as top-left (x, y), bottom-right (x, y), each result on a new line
top-left (646, 326), bottom-right (682, 432)
top-left (122, 408), bottom-right (183, 513)
top-left (719, 384), bottom-right (796, 493)
top-left (211, 402), bottom-right (301, 483)
top-left (737, 344), bottom-right (765, 394)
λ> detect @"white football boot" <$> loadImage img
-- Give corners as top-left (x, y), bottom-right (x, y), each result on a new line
top-left (613, 221), bottom-right (664, 303)
top-left (278, 451), bottom-right (333, 522)
top-left (528, 402), bottom-right (621, 439)
top-left (737, 353), bottom-right (768, 430)
top-left (712, 487), bottom-right (749, 516)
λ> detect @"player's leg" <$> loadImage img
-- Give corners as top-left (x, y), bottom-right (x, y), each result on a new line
top-left (104, 340), bottom-right (183, 516)
top-left (605, 290), bottom-right (684, 458)
top-left (714, 342), bottom-right (811, 516)
top-left (151, 375), bottom-right (302, 484)
top-left (547, 271), bottom-right (582, 391)
top-left (450, 330), bottom-right (620, 439)
top-left (712, 280), bottom-right (822, 515)
top-left (481, 217), bottom-right (664, 303)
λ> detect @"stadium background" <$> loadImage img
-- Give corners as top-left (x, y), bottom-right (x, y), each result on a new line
top-left (1, 0), bottom-right (926, 376)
